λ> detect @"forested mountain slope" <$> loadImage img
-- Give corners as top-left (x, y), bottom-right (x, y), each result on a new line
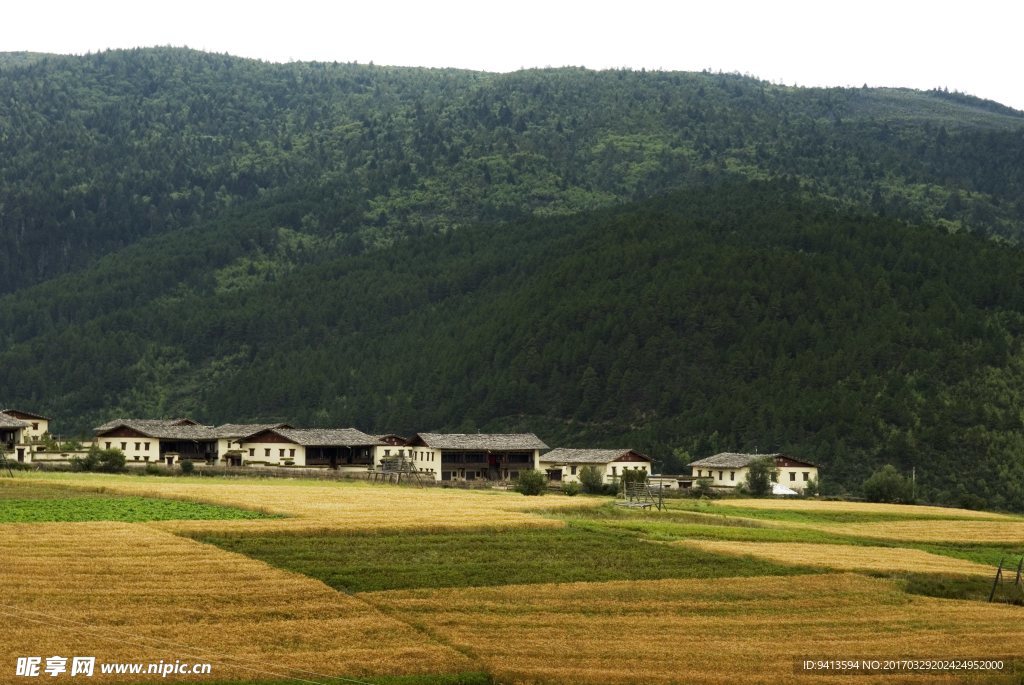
top-left (1, 48), bottom-right (1023, 294)
top-left (3, 181), bottom-right (1024, 510)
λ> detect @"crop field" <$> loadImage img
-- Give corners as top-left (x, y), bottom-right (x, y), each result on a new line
top-left (3, 473), bottom-right (1024, 684)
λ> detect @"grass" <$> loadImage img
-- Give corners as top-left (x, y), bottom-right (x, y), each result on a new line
top-left (0, 479), bottom-right (270, 522)
top-left (192, 524), bottom-right (814, 593)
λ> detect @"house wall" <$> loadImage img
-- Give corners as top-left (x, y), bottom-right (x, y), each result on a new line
top-left (97, 432), bottom-right (160, 463)
top-left (238, 440), bottom-right (305, 466)
top-left (777, 465), bottom-right (819, 491)
top-left (542, 460), bottom-right (650, 484)
top-left (692, 466), bottom-right (748, 488)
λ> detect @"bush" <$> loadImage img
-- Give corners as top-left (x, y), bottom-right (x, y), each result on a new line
top-left (692, 478), bottom-right (715, 498)
top-left (514, 470), bottom-right (547, 496)
top-left (144, 463), bottom-right (164, 476)
top-left (577, 465), bottom-right (605, 494)
top-left (863, 464), bottom-right (914, 503)
top-left (561, 481), bottom-right (581, 496)
top-left (803, 477), bottom-right (821, 497)
top-left (745, 456), bottom-right (778, 497)
top-left (180, 460), bottom-right (195, 475)
top-left (71, 447), bottom-right (126, 473)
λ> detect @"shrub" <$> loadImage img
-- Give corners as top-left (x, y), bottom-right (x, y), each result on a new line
top-left (514, 470), bottom-right (547, 496)
top-left (803, 477), bottom-right (821, 497)
top-left (745, 457), bottom-right (778, 497)
top-left (577, 465), bottom-right (605, 494)
top-left (180, 460), bottom-right (195, 475)
top-left (561, 481), bottom-right (581, 496)
top-left (863, 464), bottom-right (914, 503)
top-left (692, 478), bottom-right (715, 498)
top-left (71, 447), bottom-right (125, 473)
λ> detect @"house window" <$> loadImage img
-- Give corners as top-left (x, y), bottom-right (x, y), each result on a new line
top-left (32, 423), bottom-right (38, 430)
top-left (279, 449), bottom-right (285, 457)
top-left (570, 465), bottom-right (577, 475)
top-left (697, 470), bottom-right (703, 478)
top-left (385, 449), bottom-right (391, 456)
top-left (611, 466), bottom-right (617, 476)
top-left (790, 472), bottom-right (796, 481)
top-left (264, 448), bottom-right (270, 457)
top-left (105, 442), bottom-right (111, 449)
top-left (248, 448), bottom-right (254, 457)
top-left (135, 442), bottom-right (140, 450)
top-left (730, 471), bottom-right (735, 481)
top-left (144, 442), bottom-right (150, 450)
top-left (120, 442), bottom-right (127, 450)
top-left (289, 449), bottom-right (295, 457)
top-left (719, 471), bottom-right (723, 480)
top-left (771, 473), bottom-right (778, 482)
top-left (803, 472), bottom-right (809, 481)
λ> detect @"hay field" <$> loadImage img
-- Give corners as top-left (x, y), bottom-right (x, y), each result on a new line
top-left (16, 473), bottom-right (598, 533)
top-left (712, 498), bottom-right (1017, 520)
top-left (0, 521), bottom-right (471, 682)
top-left (676, 540), bottom-right (995, 575)
top-left (364, 573), bottom-right (1024, 685)
top-left (804, 519), bottom-right (1024, 544)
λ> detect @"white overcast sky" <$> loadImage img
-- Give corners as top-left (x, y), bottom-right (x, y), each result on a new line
top-left (3, 0), bottom-right (1023, 110)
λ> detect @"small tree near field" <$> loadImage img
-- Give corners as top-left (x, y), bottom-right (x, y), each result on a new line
top-left (577, 465), bottom-right (605, 494)
top-left (862, 464), bottom-right (914, 503)
top-left (745, 457), bottom-right (778, 497)
top-left (515, 469), bottom-right (547, 496)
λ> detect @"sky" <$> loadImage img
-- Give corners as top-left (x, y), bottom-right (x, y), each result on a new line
top-left (3, 0), bottom-right (1023, 111)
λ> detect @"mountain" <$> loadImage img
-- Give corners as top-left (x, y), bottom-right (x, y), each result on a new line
top-left (1, 48), bottom-right (1023, 294)
top-left (3, 48), bottom-right (1024, 509)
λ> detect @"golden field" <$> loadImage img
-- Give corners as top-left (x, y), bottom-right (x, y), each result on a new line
top-left (365, 573), bottom-right (1024, 684)
top-left (713, 498), bottom-right (1016, 520)
top-left (675, 540), bottom-right (995, 575)
top-left (4, 473), bottom-right (1023, 684)
top-left (21, 472), bottom-right (598, 533)
top-left (0, 521), bottom-right (472, 682)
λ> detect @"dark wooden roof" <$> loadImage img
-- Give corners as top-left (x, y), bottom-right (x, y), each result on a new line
top-left (215, 423), bottom-right (293, 438)
top-left (688, 452), bottom-right (817, 468)
top-left (408, 432), bottom-right (548, 451)
top-left (94, 419), bottom-right (217, 441)
top-left (1, 408), bottom-right (52, 421)
top-left (239, 427), bottom-right (381, 447)
top-left (541, 448), bottom-right (651, 464)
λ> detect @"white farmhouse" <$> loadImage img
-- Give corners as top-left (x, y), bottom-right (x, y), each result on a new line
top-left (688, 452), bottom-right (818, 492)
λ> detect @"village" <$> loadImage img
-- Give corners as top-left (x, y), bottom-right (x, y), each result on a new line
top-left (1, 407), bottom-right (819, 493)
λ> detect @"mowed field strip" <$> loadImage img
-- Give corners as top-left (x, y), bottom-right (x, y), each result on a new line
top-left (675, 540), bottom-right (996, 575)
top-left (23, 473), bottom-right (598, 533)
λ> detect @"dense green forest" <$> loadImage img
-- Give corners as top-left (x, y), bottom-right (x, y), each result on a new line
top-left (2, 48), bottom-right (1024, 294)
top-left (3, 180), bottom-right (1024, 509)
top-left (3, 49), bottom-right (1024, 509)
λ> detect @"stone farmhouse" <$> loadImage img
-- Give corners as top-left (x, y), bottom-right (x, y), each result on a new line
top-left (1, 409), bottom-right (52, 463)
top-left (688, 452), bottom-right (818, 492)
top-left (539, 448), bottom-right (652, 485)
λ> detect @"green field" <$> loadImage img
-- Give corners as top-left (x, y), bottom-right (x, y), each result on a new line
top-left (0, 480), bottom-right (270, 522)
top-left (193, 524), bottom-right (811, 593)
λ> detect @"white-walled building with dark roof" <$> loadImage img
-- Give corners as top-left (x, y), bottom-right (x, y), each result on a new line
top-left (539, 448), bottom-right (652, 484)
top-left (688, 452), bottom-right (818, 491)
top-left (405, 432), bottom-right (548, 481)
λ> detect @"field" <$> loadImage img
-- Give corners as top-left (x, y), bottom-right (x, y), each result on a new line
top-left (3, 473), bottom-right (1024, 684)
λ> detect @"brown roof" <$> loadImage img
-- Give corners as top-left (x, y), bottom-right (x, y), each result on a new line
top-left (688, 452), bottom-right (817, 469)
top-left (409, 433), bottom-right (548, 451)
top-left (0, 412), bottom-right (30, 429)
top-left (240, 427), bottom-right (381, 447)
top-left (540, 448), bottom-right (650, 464)
top-left (215, 423), bottom-right (292, 438)
top-left (94, 419), bottom-right (217, 441)
top-left (1, 408), bottom-right (52, 421)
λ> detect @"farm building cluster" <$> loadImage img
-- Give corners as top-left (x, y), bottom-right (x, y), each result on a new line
top-left (1, 408), bottom-right (818, 490)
